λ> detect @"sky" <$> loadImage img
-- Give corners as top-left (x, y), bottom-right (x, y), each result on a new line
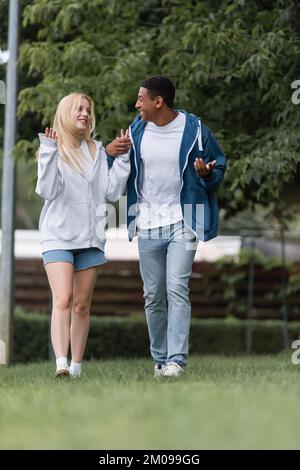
top-left (0, 49), bottom-right (9, 64)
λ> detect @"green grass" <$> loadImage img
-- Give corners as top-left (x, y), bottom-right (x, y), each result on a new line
top-left (0, 355), bottom-right (300, 450)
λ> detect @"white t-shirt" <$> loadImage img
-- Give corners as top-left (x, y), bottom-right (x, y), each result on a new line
top-left (137, 111), bottom-right (186, 229)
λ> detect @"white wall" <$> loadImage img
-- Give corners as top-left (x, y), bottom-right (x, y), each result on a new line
top-left (0, 228), bottom-right (241, 261)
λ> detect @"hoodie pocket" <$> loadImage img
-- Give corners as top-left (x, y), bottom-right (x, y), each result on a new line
top-left (52, 202), bottom-right (90, 241)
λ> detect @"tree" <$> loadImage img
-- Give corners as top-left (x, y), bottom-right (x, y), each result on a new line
top-left (156, 0), bottom-right (300, 218)
top-left (1, 0), bottom-right (300, 225)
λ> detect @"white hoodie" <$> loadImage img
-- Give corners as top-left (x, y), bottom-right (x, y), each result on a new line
top-left (36, 134), bottom-right (130, 253)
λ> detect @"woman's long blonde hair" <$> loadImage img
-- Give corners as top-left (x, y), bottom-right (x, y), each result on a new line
top-left (39, 93), bottom-right (96, 171)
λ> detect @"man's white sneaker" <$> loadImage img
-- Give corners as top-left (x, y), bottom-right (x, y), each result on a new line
top-left (154, 364), bottom-right (167, 378)
top-left (54, 367), bottom-right (70, 378)
top-left (163, 362), bottom-right (184, 377)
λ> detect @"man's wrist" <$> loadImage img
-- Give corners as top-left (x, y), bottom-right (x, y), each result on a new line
top-left (203, 171), bottom-right (214, 180)
top-left (105, 144), bottom-right (115, 156)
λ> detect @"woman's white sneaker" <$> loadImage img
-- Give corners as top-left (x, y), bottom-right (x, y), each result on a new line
top-left (163, 362), bottom-right (184, 377)
top-left (69, 368), bottom-right (81, 378)
top-left (54, 367), bottom-right (70, 378)
top-left (69, 361), bottom-right (82, 378)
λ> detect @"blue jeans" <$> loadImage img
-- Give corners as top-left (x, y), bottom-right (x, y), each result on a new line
top-left (138, 221), bottom-right (198, 366)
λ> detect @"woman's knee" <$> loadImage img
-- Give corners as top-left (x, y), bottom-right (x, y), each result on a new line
top-left (53, 294), bottom-right (72, 310)
top-left (72, 300), bottom-right (91, 317)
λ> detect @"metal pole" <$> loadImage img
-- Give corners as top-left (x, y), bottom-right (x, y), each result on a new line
top-left (246, 237), bottom-right (255, 355)
top-left (280, 228), bottom-right (289, 349)
top-left (0, 0), bottom-right (19, 366)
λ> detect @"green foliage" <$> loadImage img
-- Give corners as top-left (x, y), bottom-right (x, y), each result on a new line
top-left (17, 0), bottom-right (165, 142)
top-left (286, 274), bottom-right (300, 297)
top-left (216, 247), bottom-right (292, 269)
top-left (157, 0), bottom-right (300, 216)
top-left (13, 307), bottom-right (300, 363)
top-left (1, 0), bottom-right (300, 220)
top-left (14, 307), bottom-right (49, 363)
top-left (213, 249), bottom-right (300, 315)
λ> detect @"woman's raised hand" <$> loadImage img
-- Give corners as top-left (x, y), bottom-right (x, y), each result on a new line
top-left (45, 127), bottom-right (57, 140)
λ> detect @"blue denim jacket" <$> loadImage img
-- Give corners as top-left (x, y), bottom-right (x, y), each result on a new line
top-left (126, 110), bottom-right (226, 241)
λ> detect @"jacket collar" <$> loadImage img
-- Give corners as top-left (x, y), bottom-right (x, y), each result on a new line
top-left (130, 110), bottom-right (199, 140)
top-left (75, 140), bottom-right (102, 181)
top-left (177, 110), bottom-right (200, 175)
top-left (130, 110), bottom-right (200, 175)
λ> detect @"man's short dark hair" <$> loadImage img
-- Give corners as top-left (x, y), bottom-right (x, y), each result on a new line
top-left (141, 75), bottom-right (175, 108)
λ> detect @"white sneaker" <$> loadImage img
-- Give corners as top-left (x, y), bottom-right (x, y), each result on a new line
top-left (54, 366), bottom-right (70, 378)
top-left (69, 368), bottom-right (81, 378)
top-left (154, 364), bottom-right (167, 378)
top-left (163, 362), bottom-right (184, 377)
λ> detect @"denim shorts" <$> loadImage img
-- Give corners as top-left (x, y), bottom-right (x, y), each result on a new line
top-left (42, 248), bottom-right (107, 271)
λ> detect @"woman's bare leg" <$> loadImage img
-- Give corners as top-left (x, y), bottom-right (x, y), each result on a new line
top-left (70, 267), bottom-right (98, 363)
top-left (44, 262), bottom-right (73, 359)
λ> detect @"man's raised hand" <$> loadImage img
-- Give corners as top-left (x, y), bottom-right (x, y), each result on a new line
top-left (105, 128), bottom-right (131, 157)
top-left (194, 158), bottom-right (216, 178)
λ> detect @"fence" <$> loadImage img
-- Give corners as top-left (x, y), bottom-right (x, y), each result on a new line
top-left (14, 258), bottom-right (300, 320)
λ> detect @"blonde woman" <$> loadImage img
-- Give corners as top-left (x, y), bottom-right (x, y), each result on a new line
top-left (36, 92), bottom-right (131, 378)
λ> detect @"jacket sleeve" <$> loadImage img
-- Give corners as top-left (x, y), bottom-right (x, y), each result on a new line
top-left (106, 150), bottom-right (131, 202)
top-left (35, 134), bottom-right (63, 201)
top-left (199, 128), bottom-right (226, 193)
